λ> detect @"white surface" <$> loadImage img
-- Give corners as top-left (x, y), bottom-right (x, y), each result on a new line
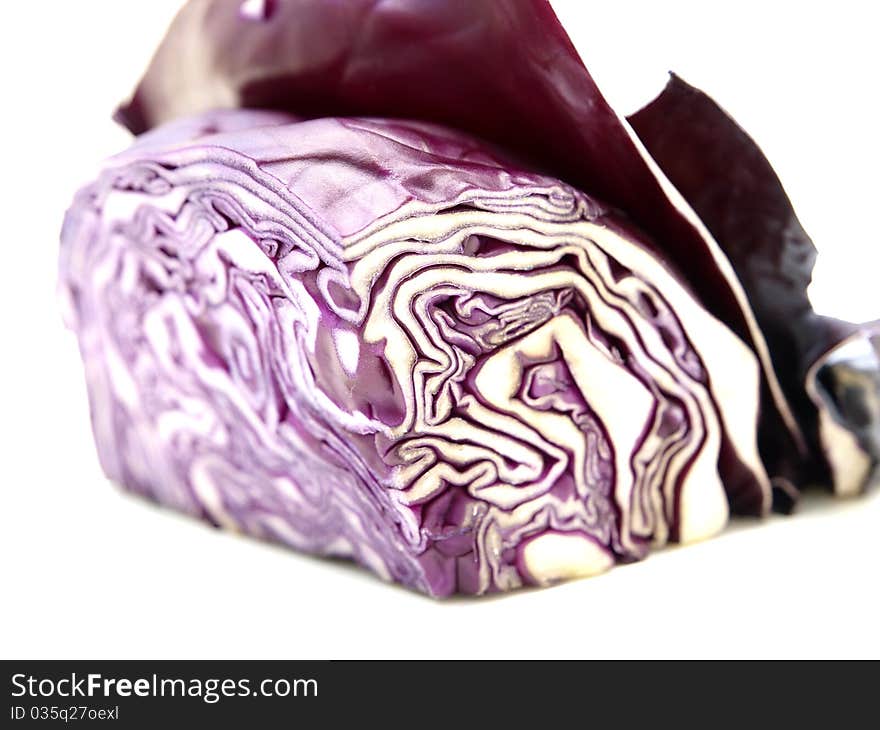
top-left (1, 0), bottom-right (878, 659)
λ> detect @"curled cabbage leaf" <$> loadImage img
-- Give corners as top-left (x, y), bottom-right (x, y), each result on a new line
top-left (628, 75), bottom-right (880, 503)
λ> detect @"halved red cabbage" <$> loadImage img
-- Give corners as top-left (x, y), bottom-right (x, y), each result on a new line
top-left (60, 0), bottom-right (879, 594)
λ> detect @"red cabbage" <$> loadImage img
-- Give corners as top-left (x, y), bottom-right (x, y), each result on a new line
top-left (59, 0), bottom-right (878, 595)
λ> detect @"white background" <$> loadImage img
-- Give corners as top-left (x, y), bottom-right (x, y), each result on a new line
top-left (1, 0), bottom-right (878, 659)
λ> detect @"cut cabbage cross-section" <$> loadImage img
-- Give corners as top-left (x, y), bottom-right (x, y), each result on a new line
top-left (60, 112), bottom-right (770, 595)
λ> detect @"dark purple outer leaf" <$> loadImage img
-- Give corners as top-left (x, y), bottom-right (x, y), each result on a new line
top-left (116, 0), bottom-right (808, 501)
top-left (628, 74), bottom-right (879, 498)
